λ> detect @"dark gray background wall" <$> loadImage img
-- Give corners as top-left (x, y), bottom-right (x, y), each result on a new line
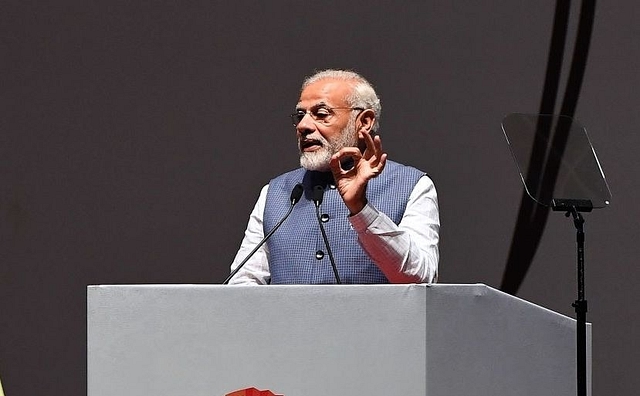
top-left (1, 1), bottom-right (638, 395)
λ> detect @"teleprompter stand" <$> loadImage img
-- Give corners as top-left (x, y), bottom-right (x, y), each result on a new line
top-left (552, 198), bottom-right (591, 396)
top-left (502, 113), bottom-right (611, 396)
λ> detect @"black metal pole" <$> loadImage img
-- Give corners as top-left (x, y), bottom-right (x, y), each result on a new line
top-left (568, 207), bottom-right (587, 396)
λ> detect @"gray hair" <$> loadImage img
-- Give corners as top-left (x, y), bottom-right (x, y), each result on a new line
top-left (302, 69), bottom-right (382, 133)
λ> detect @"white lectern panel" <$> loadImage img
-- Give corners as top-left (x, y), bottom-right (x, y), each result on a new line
top-left (87, 284), bottom-right (590, 396)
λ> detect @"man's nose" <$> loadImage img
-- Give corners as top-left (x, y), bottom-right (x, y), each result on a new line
top-left (296, 113), bottom-right (316, 135)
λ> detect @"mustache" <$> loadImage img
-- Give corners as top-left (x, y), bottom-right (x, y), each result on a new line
top-left (298, 135), bottom-right (328, 150)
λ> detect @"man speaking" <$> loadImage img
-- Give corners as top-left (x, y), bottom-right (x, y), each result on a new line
top-left (228, 69), bottom-right (439, 285)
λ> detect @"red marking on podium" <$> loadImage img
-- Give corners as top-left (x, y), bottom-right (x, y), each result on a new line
top-left (226, 387), bottom-right (283, 396)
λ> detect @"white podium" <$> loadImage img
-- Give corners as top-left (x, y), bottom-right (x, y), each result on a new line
top-left (87, 284), bottom-right (590, 396)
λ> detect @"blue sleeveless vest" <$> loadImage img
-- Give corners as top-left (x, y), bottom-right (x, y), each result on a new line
top-left (263, 160), bottom-right (424, 284)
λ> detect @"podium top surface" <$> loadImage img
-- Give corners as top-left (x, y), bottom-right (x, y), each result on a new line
top-left (87, 283), bottom-right (574, 322)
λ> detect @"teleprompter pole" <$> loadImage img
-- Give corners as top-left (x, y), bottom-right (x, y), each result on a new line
top-left (568, 207), bottom-right (587, 396)
top-left (554, 199), bottom-right (590, 396)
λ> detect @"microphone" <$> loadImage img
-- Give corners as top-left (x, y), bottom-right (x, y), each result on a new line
top-left (313, 185), bottom-right (342, 284)
top-left (223, 183), bottom-right (304, 284)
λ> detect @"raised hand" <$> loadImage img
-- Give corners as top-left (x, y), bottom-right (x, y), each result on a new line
top-left (329, 130), bottom-right (387, 215)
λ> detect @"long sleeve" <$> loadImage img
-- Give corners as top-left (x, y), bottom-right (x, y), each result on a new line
top-left (227, 185), bottom-right (270, 285)
top-left (348, 176), bottom-right (440, 283)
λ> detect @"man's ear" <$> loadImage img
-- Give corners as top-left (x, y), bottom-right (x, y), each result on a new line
top-left (357, 109), bottom-right (376, 134)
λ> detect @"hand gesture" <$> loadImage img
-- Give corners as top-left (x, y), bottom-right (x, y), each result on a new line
top-left (329, 131), bottom-right (387, 215)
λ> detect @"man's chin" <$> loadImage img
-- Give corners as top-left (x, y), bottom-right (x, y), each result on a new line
top-left (300, 152), bottom-right (331, 172)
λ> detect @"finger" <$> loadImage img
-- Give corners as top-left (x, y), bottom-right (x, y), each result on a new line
top-left (367, 152), bottom-right (387, 178)
top-left (330, 147), bottom-right (362, 174)
top-left (373, 135), bottom-right (384, 156)
top-left (329, 155), bottom-right (343, 176)
top-left (377, 153), bottom-right (388, 172)
top-left (361, 131), bottom-right (376, 159)
top-left (364, 134), bottom-right (385, 167)
top-left (333, 147), bottom-right (362, 162)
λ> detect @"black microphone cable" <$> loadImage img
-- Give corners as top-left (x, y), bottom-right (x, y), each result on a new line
top-left (313, 185), bottom-right (342, 284)
top-left (223, 183), bottom-right (304, 284)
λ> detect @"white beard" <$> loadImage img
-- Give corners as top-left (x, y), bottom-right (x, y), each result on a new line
top-left (299, 119), bottom-right (358, 171)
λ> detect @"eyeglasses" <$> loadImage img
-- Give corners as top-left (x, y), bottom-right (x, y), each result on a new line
top-left (290, 105), bottom-right (364, 126)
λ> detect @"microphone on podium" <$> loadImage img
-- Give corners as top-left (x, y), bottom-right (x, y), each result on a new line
top-left (223, 183), bottom-right (304, 284)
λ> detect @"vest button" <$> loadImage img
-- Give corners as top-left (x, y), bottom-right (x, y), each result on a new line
top-left (320, 213), bottom-right (330, 223)
top-left (315, 250), bottom-right (325, 260)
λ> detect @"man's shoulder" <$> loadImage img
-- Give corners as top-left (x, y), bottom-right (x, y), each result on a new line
top-left (266, 168), bottom-right (307, 196)
top-left (378, 160), bottom-right (436, 190)
top-left (385, 160), bottom-right (426, 177)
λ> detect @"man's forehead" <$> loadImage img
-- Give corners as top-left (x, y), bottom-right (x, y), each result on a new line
top-left (297, 78), bottom-right (352, 106)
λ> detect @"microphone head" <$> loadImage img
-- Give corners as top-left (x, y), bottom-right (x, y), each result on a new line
top-left (290, 183), bottom-right (304, 205)
top-left (313, 185), bottom-right (325, 206)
